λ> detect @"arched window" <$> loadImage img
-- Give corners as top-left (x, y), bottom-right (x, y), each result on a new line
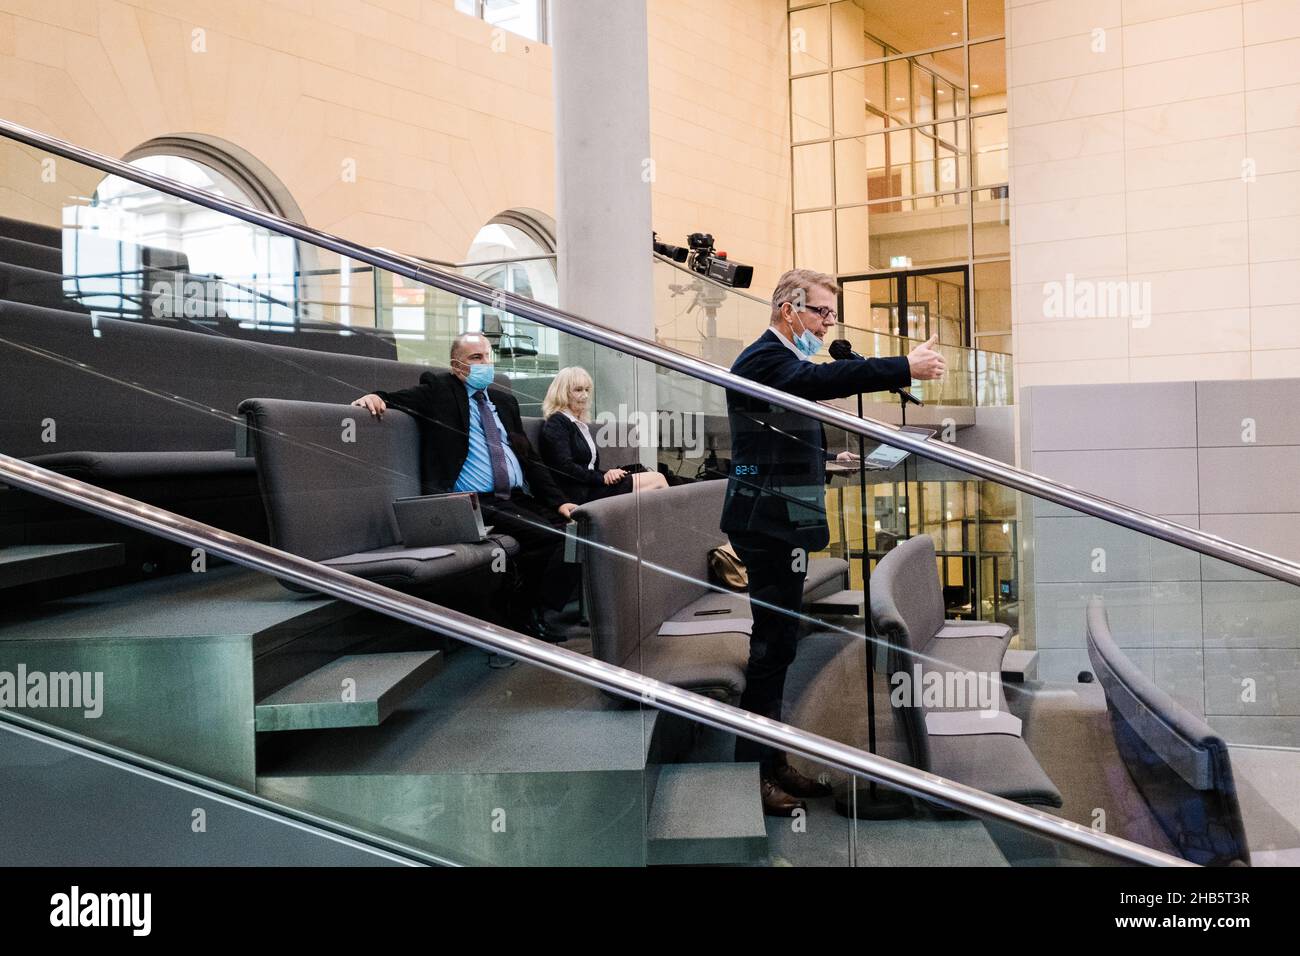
top-left (66, 138), bottom-right (304, 330)
top-left (459, 211), bottom-right (559, 363)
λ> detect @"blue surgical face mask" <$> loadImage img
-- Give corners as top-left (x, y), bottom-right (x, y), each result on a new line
top-left (787, 314), bottom-right (822, 359)
top-left (465, 363), bottom-right (495, 390)
top-left (795, 328), bottom-right (823, 358)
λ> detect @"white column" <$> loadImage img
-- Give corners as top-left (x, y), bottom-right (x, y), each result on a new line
top-left (550, 0), bottom-right (657, 460)
top-left (551, 0), bottom-right (654, 339)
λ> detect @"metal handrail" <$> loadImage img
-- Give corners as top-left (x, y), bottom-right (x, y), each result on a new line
top-left (0, 452), bottom-right (1187, 866)
top-left (383, 248), bottom-right (559, 270)
top-left (5, 116), bottom-right (1295, 588)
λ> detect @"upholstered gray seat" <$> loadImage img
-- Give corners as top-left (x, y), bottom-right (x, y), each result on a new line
top-left (804, 554), bottom-right (850, 601)
top-left (926, 635), bottom-right (1012, 676)
top-left (572, 477), bottom-right (849, 701)
top-left (239, 398), bottom-right (517, 594)
top-left (318, 544), bottom-right (513, 591)
top-left (637, 632), bottom-right (751, 701)
top-left (871, 534), bottom-right (1062, 808)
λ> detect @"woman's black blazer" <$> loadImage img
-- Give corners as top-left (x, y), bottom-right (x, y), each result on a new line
top-left (539, 413), bottom-right (607, 502)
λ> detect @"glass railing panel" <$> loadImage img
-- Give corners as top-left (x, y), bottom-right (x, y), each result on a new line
top-left (976, 346), bottom-right (1013, 407)
top-left (859, 443), bottom-right (1299, 867)
top-left (373, 251), bottom-right (563, 378)
top-left (608, 341), bottom-right (1296, 866)
top-left (0, 126), bottom-right (1196, 866)
top-left (0, 521), bottom-right (654, 866)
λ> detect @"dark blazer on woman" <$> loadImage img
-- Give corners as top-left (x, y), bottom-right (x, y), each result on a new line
top-left (539, 412), bottom-right (619, 504)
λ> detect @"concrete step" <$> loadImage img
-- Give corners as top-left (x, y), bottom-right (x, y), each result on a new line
top-left (0, 543), bottom-right (124, 588)
top-left (255, 651), bottom-right (441, 732)
top-left (257, 652), bottom-right (661, 866)
top-left (647, 762), bottom-right (768, 865)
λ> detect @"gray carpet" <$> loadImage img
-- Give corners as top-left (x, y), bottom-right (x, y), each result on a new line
top-left (1226, 745), bottom-right (1300, 857)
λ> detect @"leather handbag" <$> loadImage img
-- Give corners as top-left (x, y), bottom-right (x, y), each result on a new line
top-left (708, 542), bottom-right (749, 591)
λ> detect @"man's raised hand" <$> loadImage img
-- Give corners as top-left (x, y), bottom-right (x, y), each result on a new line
top-left (907, 335), bottom-right (946, 381)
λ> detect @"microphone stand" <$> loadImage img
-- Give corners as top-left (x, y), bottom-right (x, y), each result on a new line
top-left (832, 368), bottom-right (916, 821)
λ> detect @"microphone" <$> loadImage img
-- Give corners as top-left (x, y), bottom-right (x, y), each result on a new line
top-left (828, 339), bottom-right (923, 406)
top-left (828, 338), bottom-right (857, 361)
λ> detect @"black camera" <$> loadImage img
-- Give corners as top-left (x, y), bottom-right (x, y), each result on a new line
top-left (652, 231), bottom-right (688, 263)
top-left (686, 233), bottom-right (753, 289)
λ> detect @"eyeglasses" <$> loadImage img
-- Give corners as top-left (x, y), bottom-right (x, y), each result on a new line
top-left (801, 304), bottom-right (838, 322)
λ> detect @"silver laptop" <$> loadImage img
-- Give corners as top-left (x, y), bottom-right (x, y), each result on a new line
top-left (392, 492), bottom-right (492, 547)
top-left (862, 425), bottom-right (936, 470)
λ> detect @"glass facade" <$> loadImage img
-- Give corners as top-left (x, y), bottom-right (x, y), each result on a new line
top-left (788, 0), bottom-right (1009, 357)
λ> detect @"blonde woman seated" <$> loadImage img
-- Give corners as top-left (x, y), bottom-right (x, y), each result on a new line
top-left (540, 367), bottom-right (669, 505)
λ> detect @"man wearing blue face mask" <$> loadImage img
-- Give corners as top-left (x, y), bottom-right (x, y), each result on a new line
top-left (353, 333), bottom-right (579, 641)
top-left (721, 268), bottom-right (945, 816)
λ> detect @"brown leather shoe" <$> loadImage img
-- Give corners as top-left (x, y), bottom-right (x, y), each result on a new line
top-left (773, 761), bottom-right (833, 799)
top-left (760, 776), bottom-right (807, 817)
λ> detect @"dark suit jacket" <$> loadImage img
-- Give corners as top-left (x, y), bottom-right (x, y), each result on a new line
top-left (720, 329), bottom-right (911, 551)
top-left (375, 369), bottom-right (565, 508)
top-left (539, 413), bottom-right (608, 503)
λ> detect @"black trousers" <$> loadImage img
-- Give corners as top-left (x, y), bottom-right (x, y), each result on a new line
top-left (480, 491), bottom-right (579, 615)
top-left (728, 530), bottom-right (809, 772)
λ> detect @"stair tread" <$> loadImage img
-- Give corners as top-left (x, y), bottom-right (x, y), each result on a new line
top-left (0, 542), bottom-right (124, 588)
top-left (647, 762), bottom-right (767, 864)
top-left (255, 651), bottom-right (441, 731)
top-left (0, 543), bottom-right (121, 563)
top-left (0, 565), bottom-right (344, 645)
top-left (257, 647), bottom-right (656, 775)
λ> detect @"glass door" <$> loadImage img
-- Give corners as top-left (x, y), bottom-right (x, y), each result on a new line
top-left (841, 265), bottom-right (970, 349)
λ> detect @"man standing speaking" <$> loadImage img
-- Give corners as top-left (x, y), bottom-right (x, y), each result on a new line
top-left (721, 268), bottom-right (945, 815)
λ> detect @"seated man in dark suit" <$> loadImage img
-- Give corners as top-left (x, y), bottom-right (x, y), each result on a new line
top-left (722, 268), bottom-right (945, 816)
top-left (352, 333), bottom-right (579, 641)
